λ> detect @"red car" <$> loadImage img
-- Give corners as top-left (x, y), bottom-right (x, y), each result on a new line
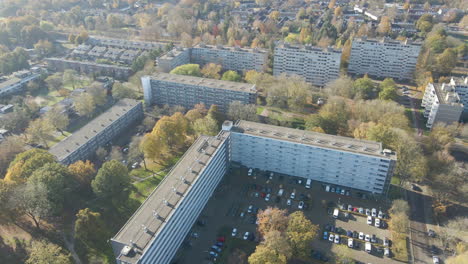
top-left (353, 208), bottom-right (358, 212)
top-left (217, 236), bottom-right (225, 243)
top-left (260, 192), bottom-right (266, 198)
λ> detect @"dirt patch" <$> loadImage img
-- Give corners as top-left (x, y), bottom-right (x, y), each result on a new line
top-left (227, 248), bottom-right (248, 264)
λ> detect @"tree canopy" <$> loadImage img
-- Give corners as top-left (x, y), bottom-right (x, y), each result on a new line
top-left (4, 149), bottom-right (56, 183)
top-left (169, 64), bottom-right (202, 77)
top-left (91, 160), bottom-right (130, 205)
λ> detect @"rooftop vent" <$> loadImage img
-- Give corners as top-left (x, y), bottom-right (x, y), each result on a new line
top-left (120, 245), bottom-right (133, 256)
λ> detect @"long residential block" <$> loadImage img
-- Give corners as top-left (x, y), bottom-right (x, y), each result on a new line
top-left (0, 71), bottom-right (41, 98)
top-left (156, 43), bottom-right (268, 73)
top-left (46, 58), bottom-right (133, 80)
top-left (111, 120), bottom-right (396, 264)
top-left (421, 82), bottom-right (463, 129)
top-left (449, 77), bottom-right (468, 115)
top-left (49, 99), bottom-right (143, 165)
top-left (348, 37), bottom-right (421, 80)
top-left (141, 73), bottom-right (257, 112)
top-left (273, 42), bottom-right (342, 86)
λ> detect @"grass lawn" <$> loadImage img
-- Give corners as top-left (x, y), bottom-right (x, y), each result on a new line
top-left (256, 106), bottom-right (264, 115)
top-left (130, 172), bottom-right (167, 203)
top-left (130, 168), bottom-right (154, 179)
top-left (391, 232), bottom-right (409, 263)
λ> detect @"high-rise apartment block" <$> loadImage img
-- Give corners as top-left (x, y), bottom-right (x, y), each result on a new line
top-left (111, 120), bottom-right (396, 264)
top-left (49, 99), bottom-right (144, 165)
top-left (273, 42), bottom-right (342, 86)
top-left (348, 37), bottom-right (421, 80)
top-left (141, 73), bottom-right (257, 112)
top-left (156, 44), bottom-right (268, 73)
top-left (421, 82), bottom-right (463, 129)
top-left (449, 77), bottom-right (468, 115)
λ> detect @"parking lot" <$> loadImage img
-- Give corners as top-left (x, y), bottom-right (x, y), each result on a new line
top-left (173, 166), bottom-right (402, 264)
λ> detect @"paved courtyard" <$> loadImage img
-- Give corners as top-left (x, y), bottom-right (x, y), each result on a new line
top-left (172, 166), bottom-right (404, 264)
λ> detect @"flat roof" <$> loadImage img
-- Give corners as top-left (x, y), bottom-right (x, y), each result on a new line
top-left (46, 58), bottom-right (131, 70)
top-left (157, 47), bottom-right (189, 61)
top-left (49, 99), bottom-right (141, 162)
top-left (0, 77), bottom-right (21, 91)
top-left (354, 37), bottom-right (422, 46)
top-left (276, 42), bottom-right (342, 54)
top-left (232, 120), bottom-right (396, 159)
top-left (112, 133), bottom-right (229, 263)
top-left (433, 83), bottom-right (463, 106)
top-left (193, 43), bottom-right (268, 54)
top-left (147, 72), bottom-right (257, 94)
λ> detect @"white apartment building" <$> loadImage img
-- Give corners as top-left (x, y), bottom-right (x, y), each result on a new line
top-left (421, 82), bottom-right (463, 129)
top-left (449, 77), bottom-right (468, 114)
top-left (348, 37), bottom-right (421, 80)
top-left (0, 71), bottom-right (41, 98)
top-left (190, 43), bottom-right (268, 72)
top-left (273, 42), bottom-right (342, 87)
top-left (111, 134), bottom-right (230, 264)
top-left (141, 73), bottom-right (257, 112)
top-left (156, 43), bottom-right (268, 73)
top-left (229, 121), bottom-right (396, 194)
top-left (111, 120), bottom-right (397, 264)
top-left (111, 120), bottom-right (396, 264)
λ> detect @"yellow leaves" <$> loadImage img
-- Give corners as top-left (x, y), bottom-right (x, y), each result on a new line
top-left (4, 160), bottom-right (24, 183)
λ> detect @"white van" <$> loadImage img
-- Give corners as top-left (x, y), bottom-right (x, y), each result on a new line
top-left (305, 179), bottom-right (312, 189)
top-left (333, 208), bottom-right (339, 219)
top-left (325, 185), bottom-right (330, 192)
top-left (278, 189), bottom-right (284, 196)
top-left (365, 242), bottom-right (372, 253)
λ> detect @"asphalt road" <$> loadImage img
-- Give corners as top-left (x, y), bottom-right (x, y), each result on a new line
top-left (406, 189), bottom-right (441, 264)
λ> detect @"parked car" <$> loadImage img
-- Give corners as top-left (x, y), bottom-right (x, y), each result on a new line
top-left (375, 218), bottom-right (381, 228)
top-left (347, 204), bottom-right (353, 211)
top-left (353, 231), bottom-right (358, 238)
top-left (269, 172), bottom-right (274, 180)
top-left (365, 208), bottom-right (371, 216)
top-left (290, 192), bottom-right (296, 199)
top-left (346, 230), bottom-right (353, 237)
top-left (247, 205), bottom-right (253, 213)
top-left (131, 162), bottom-right (139, 169)
top-left (365, 234), bottom-right (370, 242)
top-left (209, 251), bottom-right (218, 258)
top-left (243, 232), bottom-right (249, 240)
top-left (211, 245), bottom-right (221, 253)
top-left (428, 229), bottom-right (436, 237)
top-left (371, 208), bottom-right (377, 217)
top-left (265, 193), bottom-right (271, 201)
top-left (371, 234), bottom-right (377, 243)
top-left (323, 231), bottom-right (328, 240)
top-left (367, 216), bottom-right (373, 225)
top-left (378, 210), bottom-right (384, 218)
top-left (345, 190), bottom-right (350, 196)
top-left (248, 168), bottom-right (253, 176)
top-left (331, 187), bottom-right (335, 193)
top-left (359, 207), bottom-right (364, 214)
top-left (231, 228), bottom-right (237, 237)
top-left (365, 242), bottom-right (372, 253)
top-left (384, 247), bottom-right (390, 257)
top-left (359, 232), bottom-right (364, 240)
top-left (383, 237), bottom-right (389, 246)
top-left (287, 199), bottom-right (292, 206)
top-left (334, 235), bottom-right (340, 244)
top-left (340, 204), bottom-right (347, 210)
top-left (348, 238), bottom-right (353, 248)
top-left (298, 201), bottom-right (304, 209)
top-left (328, 234), bottom-right (335, 242)
top-left (432, 256), bottom-right (439, 264)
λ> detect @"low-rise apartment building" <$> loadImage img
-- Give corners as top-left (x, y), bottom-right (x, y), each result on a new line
top-left (141, 73), bottom-right (257, 112)
top-left (0, 71), bottom-right (41, 98)
top-left (348, 37), bottom-right (421, 80)
top-left (46, 58), bottom-right (133, 80)
top-left (156, 44), bottom-right (268, 73)
top-left (49, 99), bottom-right (143, 165)
top-left (111, 120), bottom-right (396, 264)
top-left (421, 82), bottom-right (463, 129)
top-left (273, 42), bottom-right (342, 86)
top-left (449, 77), bottom-right (468, 115)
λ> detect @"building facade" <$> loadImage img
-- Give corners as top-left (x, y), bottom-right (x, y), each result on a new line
top-left (421, 82), bottom-right (463, 129)
top-left (0, 71), bottom-right (41, 98)
top-left (111, 134), bottom-right (230, 264)
top-left (273, 42), bottom-right (342, 86)
top-left (46, 58), bottom-right (133, 80)
top-left (156, 44), bottom-right (268, 73)
top-left (450, 77), bottom-right (468, 115)
top-left (111, 120), bottom-right (397, 264)
top-left (49, 99), bottom-right (143, 165)
top-left (141, 73), bottom-right (257, 112)
top-left (348, 37), bottom-right (421, 80)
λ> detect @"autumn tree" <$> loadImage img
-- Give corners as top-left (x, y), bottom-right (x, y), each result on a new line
top-left (378, 78), bottom-right (398, 101)
top-left (201, 63), bottom-right (222, 79)
top-left (248, 245), bottom-right (287, 264)
top-left (264, 230), bottom-right (293, 259)
top-left (227, 101), bottom-right (258, 122)
top-left (86, 82), bottom-right (107, 106)
top-left (45, 73), bottom-right (63, 91)
top-left (328, 0), bottom-right (336, 9)
top-left (257, 207), bottom-right (289, 237)
top-left (0, 136), bottom-right (25, 177)
top-left (128, 136), bottom-right (147, 170)
top-left (436, 48), bottom-right (457, 75)
top-left (170, 64), bottom-right (202, 77)
top-left (416, 14), bottom-right (434, 33)
top-left (221, 70), bottom-right (242, 82)
top-left (62, 69), bottom-right (78, 89)
top-left (11, 182), bottom-right (52, 229)
top-left (4, 149), bottom-right (56, 183)
top-left (286, 211), bottom-right (319, 258)
top-left (193, 117), bottom-right (219, 136)
top-left (353, 76), bottom-right (375, 99)
top-left (74, 93), bottom-right (96, 117)
top-left (207, 104), bottom-right (225, 125)
top-left (91, 160), bottom-right (131, 205)
top-left (44, 106), bottom-right (69, 135)
top-left (112, 82), bottom-right (138, 100)
top-left (75, 208), bottom-right (109, 250)
top-left (377, 16), bottom-right (392, 36)
top-left (325, 75), bottom-right (355, 98)
top-left (68, 160), bottom-right (96, 189)
top-left (334, 244), bottom-right (356, 264)
top-left (25, 118), bottom-right (54, 148)
top-left (26, 240), bottom-right (72, 264)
